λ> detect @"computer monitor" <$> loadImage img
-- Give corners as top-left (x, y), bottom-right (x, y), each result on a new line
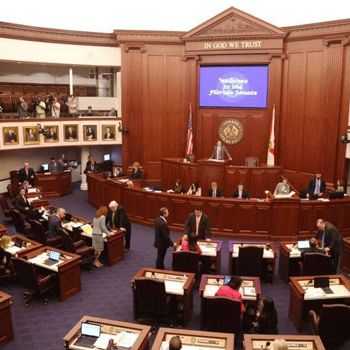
top-left (314, 276), bottom-right (330, 289)
top-left (41, 163), bottom-right (49, 172)
top-left (329, 191), bottom-right (344, 199)
top-left (297, 240), bottom-right (310, 249)
top-left (104, 154), bottom-right (110, 161)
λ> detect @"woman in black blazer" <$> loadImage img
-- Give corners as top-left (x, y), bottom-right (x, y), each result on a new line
top-left (130, 162), bottom-right (143, 179)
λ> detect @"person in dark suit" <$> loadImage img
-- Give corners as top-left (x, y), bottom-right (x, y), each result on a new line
top-left (314, 219), bottom-right (344, 274)
top-left (65, 126), bottom-right (77, 140)
top-left (206, 182), bottom-right (223, 198)
top-left (86, 126), bottom-right (96, 140)
top-left (130, 162), bottom-right (143, 179)
top-left (104, 127), bottom-right (115, 139)
top-left (48, 208), bottom-right (66, 239)
top-left (307, 172), bottom-right (326, 199)
top-left (210, 140), bottom-right (232, 160)
top-left (300, 238), bottom-right (325, 258)
top-left (46, 127), bottom-right (57, 140)
top-left (14, 187), bottom-right (42, 220)
top-left (154, 207), bottom-right (176, 269)
top-left (173, 180), bottom-right (186, 194)
top-left (83, 159), bottom-right (99, 174)
top-left (231, 182), bottom-right (250, 199)
top-left (5, 129), bottom-right (17, 143)
top-left (18, 163), bottom-right (35, 186)
top-left (106, 201), bottom-right (132, 251)
top-left (185, 206), bottom-right (211, 241)
top-left (57, 154), bottom-right (68, 171)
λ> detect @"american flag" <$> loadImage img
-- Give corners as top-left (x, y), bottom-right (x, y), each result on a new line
top-left (185, 104), bottom-right (193, 155)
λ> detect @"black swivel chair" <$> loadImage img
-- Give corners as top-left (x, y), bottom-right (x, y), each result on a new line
top-left (29, 219), bottom-right (63, 248)
top-left (172, 251), bottom-right (200, 274)
top-left (299, 253), bottom-right (332, 276)
top-left (0, 193), bottom-right (14, 223)
top-left (9, 209), bottom-right (32, 237)
top-left (12, 257), bottom-right (57, 306)
top-left (236, 246), bottom-right (264, 277)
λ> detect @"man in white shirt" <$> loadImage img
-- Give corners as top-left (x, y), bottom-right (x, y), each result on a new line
top-left (51, 98), bottom-right (60, 118)
top-left (210, 140), bottom-right (232, 160)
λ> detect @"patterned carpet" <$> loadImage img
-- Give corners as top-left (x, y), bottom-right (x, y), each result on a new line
top-left (0, 185), bottom-right (349, 349)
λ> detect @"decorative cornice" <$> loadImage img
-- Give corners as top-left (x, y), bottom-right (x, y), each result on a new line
top-left (322, 37), bottom-right (349, 47)
top-left (269, 53), bottom-right (286, 60)
top-left (183, 34), bottom-right (286, 42)
top-left (123, 44), bottom-right (147, 53)
top-left (181, 55), bottom-right (201, 62)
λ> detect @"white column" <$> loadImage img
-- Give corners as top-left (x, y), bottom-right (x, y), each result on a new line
top-left (80, 146), bottom-right (90, 190)
top-left (69, 68), bottom-right (73, 95)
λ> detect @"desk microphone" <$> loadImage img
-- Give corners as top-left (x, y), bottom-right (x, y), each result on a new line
top-left (216, 278), bottom-right (220, 284)
top-left (306, 279), bottom-right (312, 285)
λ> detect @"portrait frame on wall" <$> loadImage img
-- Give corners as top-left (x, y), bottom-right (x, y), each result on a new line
top-left (44, 125), bottom-right (59, 143)
top-left (23, 126), bottom-right (40, 145)
top-left (64, 124), bottom-right (79, 142)
top-left (102, 124), bottom-right (116, 141)
top-left (83, 125), bottom-right (97, 141)
top-left (3, 126), bottom-right (19, 145)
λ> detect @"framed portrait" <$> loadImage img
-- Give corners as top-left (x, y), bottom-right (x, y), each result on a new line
top-left (3, 126), bottom-right (19, 145)
top-left (44, 125), bottom-right (59, 143)
top-left (23, 126), bottom-right (40, 145)
top-left (83, 125), bottom-right (97, 141)
top-left (64, 124), bottom-right (79, 142)
top-left (102, 124), bottom-right (116, 141)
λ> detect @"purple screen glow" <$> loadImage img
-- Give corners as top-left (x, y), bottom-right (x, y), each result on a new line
top-left (199, 65), bottom-right (269, 108)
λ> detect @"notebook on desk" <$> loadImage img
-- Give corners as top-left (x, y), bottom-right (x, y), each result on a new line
top-left (74, 323), bottom-right (101, 348)
top-left (43, 250), bottom-right (61, 266)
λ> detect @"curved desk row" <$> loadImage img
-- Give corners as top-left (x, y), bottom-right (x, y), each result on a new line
top-left (87, 173), bottom-right (350, 240)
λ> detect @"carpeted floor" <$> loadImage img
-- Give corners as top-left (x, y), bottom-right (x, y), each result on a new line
top-left (0, 185), bottom-right (349, 349)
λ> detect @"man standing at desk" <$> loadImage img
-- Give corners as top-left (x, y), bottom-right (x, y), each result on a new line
top-left (307, 172), bottom-right (326, 199)
top-left (210, 140), bottom-right (232, 161)
top-left (18, 163), bottom-right (35, 186)
top-left (185, 206), bottom-right (211, 241)
top-left (154, 207), bottom-right (176, 269)
top-left (48, 208), bottom-right (66, 239)
top-left (314, 219), bottom-right (344, 274)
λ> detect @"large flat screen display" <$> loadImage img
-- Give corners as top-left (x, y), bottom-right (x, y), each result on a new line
top-left (199, 65), bottom-right (268, 108)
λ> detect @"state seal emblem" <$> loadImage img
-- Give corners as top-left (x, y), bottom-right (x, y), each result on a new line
top-left (218, 119), bottom-right (243, 145)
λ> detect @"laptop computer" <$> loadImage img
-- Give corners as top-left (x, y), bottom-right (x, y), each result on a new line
top-left (297, 240), bottom-right (310, 252)
top-left (15, 237), bottom-right (23, 248)
top-left (43, 250), bottom-right (61, 266)
top-left (74, 323), bottom-right (101, 348)
top-left (314, 276), bottom-right (334, 294)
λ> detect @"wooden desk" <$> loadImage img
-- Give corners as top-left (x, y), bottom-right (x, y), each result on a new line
top-left (228, 240), bottom-right (277, 283)
top-left (5, 234), bottom-right (42, 258)
top-left (340, 237), bottom-right (350, 274)
top-left (288, 275), bottom-right (350, 331)
top-left (279, 241), bottom-right (309, 283)
top-left (27, 195), bottom-right (49, 208)
top-left (199, 275), bottom-right (261, 329)
top-left (35, 171), bottom-right (73, 197)
top-left (23, 246), bottom-right (81, 301)
top-left (0, 223), bottom-right (7, 237)
top-left (174, 237), bottom-right (222, 274)
top-left (243, 334), bottom-right (325, 350)
top-left (151, 327), bottom-right (234, 350)
top-left (131, 267), bottom-right (195, 327)
top-left (63, 315), bottom-right (151, 350)
top-left (0, 291), bottom-right (14, 347)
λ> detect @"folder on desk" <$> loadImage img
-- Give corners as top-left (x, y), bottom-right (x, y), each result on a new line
top-left (81, 224), bottom-right (93, 234)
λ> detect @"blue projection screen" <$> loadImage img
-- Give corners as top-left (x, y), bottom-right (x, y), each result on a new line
top-left (199, 65), bottom-right (269, 108)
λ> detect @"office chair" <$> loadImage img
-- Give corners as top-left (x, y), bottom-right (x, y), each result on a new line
top-left (12, 257), bottom-right (57, 306)
top-left (134, 278), bottom-right (173, 322)
top-left (0, 193), bottom-right (14, 223)
top-left (299, 253), bottom-right (332, 276)
top-left (59, 228), bottom-right (95, 271)
top-left (245, 157), bottom-right (259, 167)
top-left (6, 184), bottom-right (16, 204)
top-left (172, 251), bottom-right (200, 274)
top-left (202, 297), bottom-right (241, 334)
top-left (236, 246), bottom-right (264, 277)
top-left (9, 209), bottom-right (32, 237)
top-left (28, 219), bottom-right (63, 248)
top-left (309, 304), bottom-right (350, 344)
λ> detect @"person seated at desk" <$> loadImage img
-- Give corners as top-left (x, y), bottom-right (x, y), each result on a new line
top-left (0, 235), bottom-right (15, 274)
top-left (215, 275), bottom-right (244, 313)
top-left (181, 234), bottom-right (202, 253)
top-left (207, 182), bottom-right (223, 198)
top-left (106, 200), bottom-right (131, 251)
top-left (18, 162), bottom-right (35, 186)
top-left (173, 180), bottom-right (186, 194)
top-left (169, 336), bottom-right (182, 350)
top-left (231, 182), bottom-right (250, 199)
top-left (48, 157), bottom-right (59, 172)
top-left (16, 180), bottom-right (30, 195)
top-left (57, 154), bottom-right (68, 171)
top-left (14, 187), bottom-right (42, 220)
top-left (333, 179), bottom-right (345, 192)
top-left (185, 206), bottom-right (211, 241)
top-left (48, 208), bottom-right (66, 239)
top-left (187, 181), bottom-right (201, 196)
top-left (272, 339), bottom-right (288, 350)
top-left (113, 167), bottom-right (124, 177)
top-left (274, 178), bottom-right (290, 196)
top-left (130, 162), bottom-right (143, 180)
top-left (210, 140), bottom-right (232, 161)
top-left (92, 206), bottom-right (111, 267)
top-left (307, 171), bottom-right (326, 199)
top-left (300, 238), bottom-right (325, 258)
top-left (84, 159), bottom-right (99, 174)
top-left (252, 297), bottom-right (279, 334)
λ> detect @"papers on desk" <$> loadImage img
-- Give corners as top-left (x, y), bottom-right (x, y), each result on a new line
top-left (63, 221), bottom-right (83, 231)
top-left (27, 196), bottom-right (40, 203)
top-left (28, 188), bottom-right (39, 193)
top-left (243, 287), bottom-right (256, 296)
top-left (164, 280), bottom-right (184, 295)
top-left (274, 191), bottom-right (296, 198)
top-left (93, 331), bottom-right (138, 350)
top-left (198, 244), bottom-right (216, 256)
top-left (5, 245), bottom-right (22, 254)
top-left (208, 159), bottom-right (225, 162)
top-left (81, 224), bottom-right (93, 234)
top-left (162, 341), bottom-right (220, 350)
top-left (204, 284), bottom-right (220, 297)
top-left (118, 179), bottom-right (129, 183)
top-left (232, 245), bottom-right (274, 259)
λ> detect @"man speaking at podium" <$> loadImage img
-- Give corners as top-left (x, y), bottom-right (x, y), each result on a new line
top-left (210, 140), bottom-right (232, 161)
